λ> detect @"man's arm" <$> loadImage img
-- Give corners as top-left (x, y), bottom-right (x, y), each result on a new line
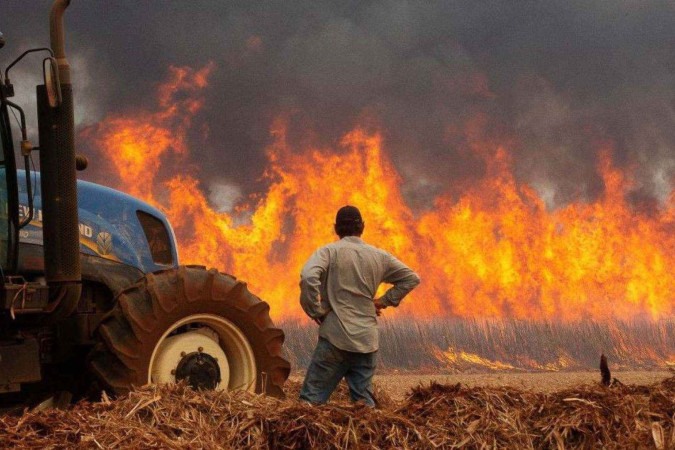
top-left (378, 254), bottom-right (421, 308)
top-left (299, 247), bottom-right (331, 321)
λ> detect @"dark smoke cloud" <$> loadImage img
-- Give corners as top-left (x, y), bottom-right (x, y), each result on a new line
top-left (2, 0), bottom-right (675, 210)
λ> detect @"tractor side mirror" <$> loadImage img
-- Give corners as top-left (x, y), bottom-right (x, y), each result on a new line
top-left (43, 57), bottom-right (61, 108)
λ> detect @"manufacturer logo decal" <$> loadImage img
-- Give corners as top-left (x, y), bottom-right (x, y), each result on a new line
top-left (96, 231), bottom-right (113, 255)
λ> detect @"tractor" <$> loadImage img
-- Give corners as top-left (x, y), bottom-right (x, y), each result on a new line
top-left (0, 0), bottom-right (290, 405)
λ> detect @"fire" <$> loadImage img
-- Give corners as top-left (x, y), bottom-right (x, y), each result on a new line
top-left (85, 65), bottom-right (675, 322)
top-left (439, 347), bottom-right (517, 371)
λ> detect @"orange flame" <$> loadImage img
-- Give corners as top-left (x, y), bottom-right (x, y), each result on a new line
top-left (85, 64), bottom-right (675, 322)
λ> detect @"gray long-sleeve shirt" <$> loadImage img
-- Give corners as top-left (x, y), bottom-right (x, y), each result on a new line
top-left (300, 236), bottom-right (421, 353)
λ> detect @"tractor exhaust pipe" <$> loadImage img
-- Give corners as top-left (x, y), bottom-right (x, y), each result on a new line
top-left (50, 0), bottom-right (71, 85)
top-left (36, 0), bottom-right (81, 318)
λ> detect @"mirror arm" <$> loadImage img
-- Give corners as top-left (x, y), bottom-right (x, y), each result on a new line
top-left (4, 48), bottom-right (54, 86)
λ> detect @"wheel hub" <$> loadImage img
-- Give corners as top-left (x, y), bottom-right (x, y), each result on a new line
top-left (149, 315), bottom-right (257, 392)
top-left (150, 328), bottom-right (230, 390)
top-left (175, 352), bottom-right (221, 390)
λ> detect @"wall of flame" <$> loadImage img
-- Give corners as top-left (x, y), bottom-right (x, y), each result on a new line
top-left (82, 64), bottom-right (675, 322)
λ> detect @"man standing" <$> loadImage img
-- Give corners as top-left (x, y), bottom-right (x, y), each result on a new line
top-left (299, 205), bottom-right (420, 406)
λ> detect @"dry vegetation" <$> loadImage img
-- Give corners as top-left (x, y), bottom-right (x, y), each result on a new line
top-left (1, 318), bottom-right (672, 448)
top-left (1, 373), bottom-right (673, 449)
top-left (282, 318), bottom-right (675, 371)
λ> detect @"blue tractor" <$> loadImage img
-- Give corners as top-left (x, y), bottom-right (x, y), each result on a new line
top-left (0, 0), bottom-right (289, 404)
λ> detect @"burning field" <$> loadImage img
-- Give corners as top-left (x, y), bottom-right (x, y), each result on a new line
top-left (76, 65), bottom-right (675, 370)
top-left (67, 68), bottom-right (675, 447)
top-left (282, 318), bottom-right (675, 371)
top-left (1, 374), bottom-right (673, 449)
top-left (2, 2), bottom-right (674, 447)
top-left (84, 65), bottom-right (675, 323)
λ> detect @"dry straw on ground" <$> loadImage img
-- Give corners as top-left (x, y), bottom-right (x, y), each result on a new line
top-left (0, 375), bottom-right (673, 449)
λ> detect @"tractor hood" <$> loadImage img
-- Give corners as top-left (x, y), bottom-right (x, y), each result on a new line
top-left (17, 171), bottom-right (179, 274)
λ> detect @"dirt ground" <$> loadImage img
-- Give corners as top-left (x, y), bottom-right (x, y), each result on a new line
top-left (290, 370), bottom-right (673, 401)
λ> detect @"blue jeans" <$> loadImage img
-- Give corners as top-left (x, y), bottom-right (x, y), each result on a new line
top-left (299, 337), bottom-right (377, 406)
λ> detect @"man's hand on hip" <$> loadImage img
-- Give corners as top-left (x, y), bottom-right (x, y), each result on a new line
top-left (373, 298), bottom-right (387, 316)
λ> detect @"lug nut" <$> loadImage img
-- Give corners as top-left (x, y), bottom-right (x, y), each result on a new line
top-left (198, 346), bottom-right (204, 352)
top-left (180, 351), bottom-right (186, 357)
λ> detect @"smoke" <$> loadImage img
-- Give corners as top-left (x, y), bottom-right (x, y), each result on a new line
top-left (2, 0), bottom-right (675, 211)
top-left (208, 181), bottom-right (242, 213)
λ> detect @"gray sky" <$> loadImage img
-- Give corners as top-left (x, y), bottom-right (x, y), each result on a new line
top-left (2, 0), bottom-right (674, 211)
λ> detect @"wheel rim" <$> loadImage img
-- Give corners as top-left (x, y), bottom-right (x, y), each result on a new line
top-left (148, 314), bottom-right (257, 392)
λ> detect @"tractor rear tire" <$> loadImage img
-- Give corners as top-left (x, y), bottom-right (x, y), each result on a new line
top-left (89, 266), bottom-right (290, 398)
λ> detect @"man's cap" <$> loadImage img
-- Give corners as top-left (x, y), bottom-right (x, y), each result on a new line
top-left (335, 205), bottom-right (363, 224)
